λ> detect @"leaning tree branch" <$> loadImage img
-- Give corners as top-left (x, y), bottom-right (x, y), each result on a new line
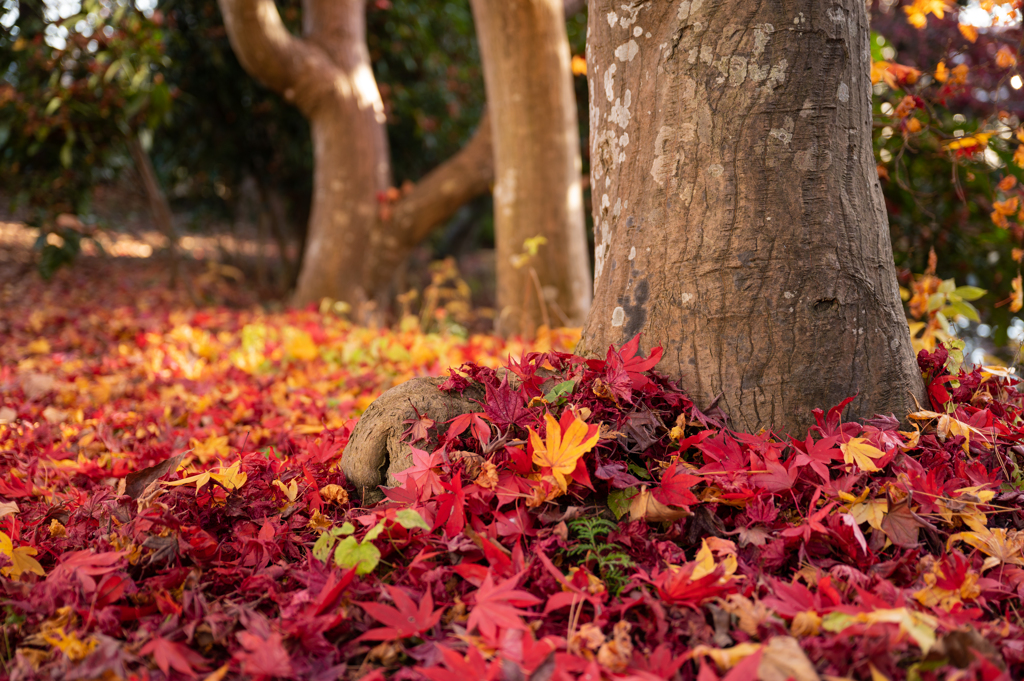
top-left (218, 0), bottom-right (340, 117)
top-left (364, 112), bottom-right (493, 292)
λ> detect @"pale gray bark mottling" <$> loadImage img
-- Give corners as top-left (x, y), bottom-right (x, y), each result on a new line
top-left (579, 0), bottom-right (925, 434)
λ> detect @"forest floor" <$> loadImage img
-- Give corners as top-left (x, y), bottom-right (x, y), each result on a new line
top-left (0, 234), bottom-right (1022, 681)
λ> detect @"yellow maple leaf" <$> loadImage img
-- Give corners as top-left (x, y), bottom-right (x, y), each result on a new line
top-left (1012, 275), bottom-right (1024, 313)
top-left (272, 478), bottom-right (298, 502)
top-left (42, 627), bottom-right (97, 661)
top-left (283, 327), bottom-right (318, 361)
top-left (914, 557), bottom-right (981, 610)
top-left (190, 434), bottom-right (230, 464)
top-left (903, 0), bottom-right (951, 28)
top-left (948, 527), bottom-right (1024, 571)
top-left (951, 63), bottom-right (969, 85)
top-left (850, 498), bottom-right (888, 531)
top-left (2, 546), bottom-right (46, 580)
top-left (691, 537), bottom-right (739, 581)
top-left (943, 133), bottom-right (993, 152)
top-left (908, 410), bottom-right (984, 452)
top-left (529, 412), bottom-right (599, 493)
top-left (165, 469), bottom-right (213, 493)
top-left (166, 461), bottom-right (247, 494)
top-left (840, 437), bottom-right (887, 473)
top-left (210, 461), bottom-right (247, 491)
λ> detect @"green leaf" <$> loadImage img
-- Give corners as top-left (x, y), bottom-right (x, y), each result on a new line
top-left (544, 379), bottom-right (577, 403)
top-left (395, 509), bottom-right (430, 532)
top-left (945, 300), bottom-right (980, 323)
top-left (607, 487), bottom-right (636, 520)
top-left (628, 461), bottom-right (652, 480)
top-left (937, 278), bottom-right (956, 295)
top-left (45, 97), bottom-right (62, 115)
top-left (953, 286), bottom-right (986, 301)
top-left (926, 292), bottom-right (946, 312)
top-left (821, 611), bottom-right (856, 633)
top-left (363, 521), bottom-right (385, 542)
top-left (334, 536), bottom-right (381, 575)
top-left (59, 142), bottom-right (72, 169)
top-left (104, 60), bottom-right (122, 83)
top-left (312, 532), bottom-right (337, 563)
top-left (869, 31), bottom-right (892, 63)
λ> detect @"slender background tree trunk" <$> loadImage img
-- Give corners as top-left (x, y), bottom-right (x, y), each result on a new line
top-left (128, 133), bottom-right (189, 296)
top-left (471, 0), bottom-right (592, 337)
top-left (580, 0), bottom-right (925, 434)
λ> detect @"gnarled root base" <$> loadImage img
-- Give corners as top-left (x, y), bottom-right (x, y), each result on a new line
top-left (341, 377), bottom-right (484, 504)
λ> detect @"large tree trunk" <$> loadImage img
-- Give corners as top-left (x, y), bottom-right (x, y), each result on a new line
top-left (218, 0), bottom-right (495, 308)
top-left (470, 0), bottom-right (592, 337)
top-left (579, 0), bottom-right (925, 435)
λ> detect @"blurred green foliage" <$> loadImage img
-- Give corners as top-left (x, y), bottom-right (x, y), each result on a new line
top-left (869, 6), bottom-right (1024, 348)
top-left (0, 0), bottom-right (172, 223)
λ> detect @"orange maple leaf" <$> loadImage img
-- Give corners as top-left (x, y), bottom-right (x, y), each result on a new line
top-left (529, 412), bottom-right (599, 493)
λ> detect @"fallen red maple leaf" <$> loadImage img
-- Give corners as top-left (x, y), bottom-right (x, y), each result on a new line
top-left (233, 630), bottom-right (293, 679)
top-left (139, 635), bottom-right (209, 678)
top-left (357, 584), bottom-right (443, 641)
top-left (651, 462), bottom-right (700, 507)
top-left (466, 570), bottom-right (543, 640)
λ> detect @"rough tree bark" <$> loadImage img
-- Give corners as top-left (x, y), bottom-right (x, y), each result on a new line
top-left (578, 0), bottom-right (925, 435)
top-left (341, 0), bottom-right (929, 499)
top-left (470, 0), bottom-right (593, 336)
top-left (218, 0), bottom-right (494, 307)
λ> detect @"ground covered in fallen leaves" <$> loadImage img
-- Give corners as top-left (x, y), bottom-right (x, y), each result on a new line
top-left (2, 259), bottom-right (1024, 681)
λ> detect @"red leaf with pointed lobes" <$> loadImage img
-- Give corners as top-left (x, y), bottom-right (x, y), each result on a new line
top-left (234, 630), bottom-right (293, 679)
top-left (433, 472), bottom-right (466, 537)
top-left (357, 584), bottom-right (443, 641)
top-left (417, 645), bottom-right (504, 681)
top-left (403, 409), bottom-right (435, 443)
top-left (484, 377), bottom-right (529, 429)
top-left (650, 565), bottom-right (736, 608)
top-left (466, 570), bottom-right (543, 641)
top-left (651, 462), bottom-right (700, 507)
top-left (140, 636), bottom-right (209, 678)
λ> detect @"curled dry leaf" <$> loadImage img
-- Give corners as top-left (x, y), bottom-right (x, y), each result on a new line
top-left (628, 486), bottom-right (691, 523)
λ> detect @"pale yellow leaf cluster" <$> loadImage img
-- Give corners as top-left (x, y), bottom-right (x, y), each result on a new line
top-left (908, 411), bottom-right (989, 453)
top-left (691, 537), bottom-right (738, 582)
top-left (948, 527), bottom-right (1024, 571)
top-left (903, 0), bottom-right (952, 28)
top-left (840, 438), bottom-right (888, 473)
top-left (0, 529), bottom-right (46, 580)
top-left (165, 460), bottom-right (247, 494)
top-left (189, 434), bottom-right (230, 464)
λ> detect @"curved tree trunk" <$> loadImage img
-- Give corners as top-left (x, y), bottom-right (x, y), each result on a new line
top-left (294, 0), bottom-right (391, 306)
top-left (218, 0), bottom-right (496, 308)
top-left (579, 0), bottom-right (925, 435)
top-left (470, 0), bottom-right (592, 337)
